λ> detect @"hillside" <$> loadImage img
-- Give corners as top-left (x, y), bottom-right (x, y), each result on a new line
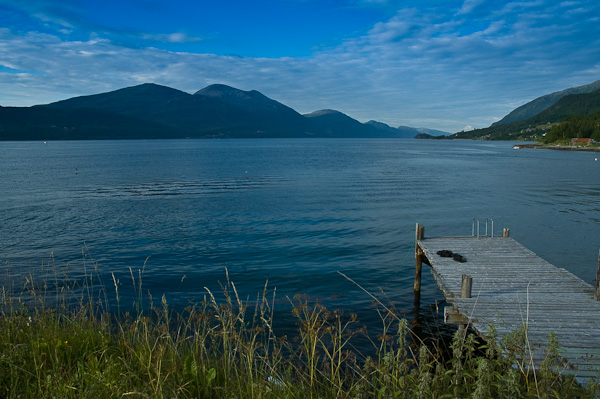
top-left (420, 88), bottom-right (600, 141)
top-left (1, 83), bottom-right (443, 140)
top-left (0, 106), bottom-right (179, 140)
top-left (492, 80), bottom-right (600, 126)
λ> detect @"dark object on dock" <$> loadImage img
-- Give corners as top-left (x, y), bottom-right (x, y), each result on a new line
top-left (452, 253), bottom-right (467, 262)
top-left (436, 249), bottom-right (467, 262)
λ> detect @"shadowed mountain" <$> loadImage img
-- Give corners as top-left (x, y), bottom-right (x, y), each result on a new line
top-left (194, 84), bottom-right (310, 137)
top-left (366, 120), bottom-right (415, 138)
top-left (2, 83), bottom-right (438, 140)
top-left (41, 83), bottom-right (191, 113)
top-left (40, 83), bottom-right (253, 136)
top-left (0, 105), bottom-right (178, 140)
top-left (364, 121), bottom-right (448, 138)
top-left (305, 109), bottom-right (375, 138)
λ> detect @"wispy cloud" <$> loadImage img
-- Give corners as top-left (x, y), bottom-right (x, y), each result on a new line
top-left (141, 32), bottom-right (204, 44)
top-left (456, 0), bottom-right (485, 15)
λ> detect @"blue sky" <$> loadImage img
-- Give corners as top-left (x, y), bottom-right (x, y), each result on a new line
top-left (1, 0), bottom-right (599, 132)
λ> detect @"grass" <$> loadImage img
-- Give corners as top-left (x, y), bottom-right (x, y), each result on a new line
top-left (0, 263), bottom-right (599, 398)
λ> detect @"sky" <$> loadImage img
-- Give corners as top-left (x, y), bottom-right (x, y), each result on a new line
top-left (0, 0), bottom-right (599, 132)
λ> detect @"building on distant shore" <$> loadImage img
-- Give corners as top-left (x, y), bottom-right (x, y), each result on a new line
top-left (570, 138), bottom-right (594, 145)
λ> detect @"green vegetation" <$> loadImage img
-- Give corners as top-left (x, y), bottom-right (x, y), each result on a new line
top-left (1, 266), bottom-right (598, 398)
top-left (540, 110), bottom-right (600, 145)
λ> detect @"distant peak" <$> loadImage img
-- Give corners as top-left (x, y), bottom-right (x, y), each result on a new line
top-left (366, 120), bottom-right (391, 128)
top-left (115, 83), bottom-right (191, 96)
top-left (304, 109), bottom-right (343, 117)
top-left (195, 84), bottom-right (267, 99)
top-left (129, 82), bottom-right (177, 90)
top-left (196, 83), bottom-right (239, 94)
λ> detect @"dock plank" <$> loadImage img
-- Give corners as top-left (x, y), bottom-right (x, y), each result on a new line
top-left (417, 233), bottom-right (600, 381)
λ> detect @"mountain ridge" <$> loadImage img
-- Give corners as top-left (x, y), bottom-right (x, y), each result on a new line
top-left (1, 83), bottom-right (448, 140)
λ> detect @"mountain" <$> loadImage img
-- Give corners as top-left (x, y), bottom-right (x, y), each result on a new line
top-left (0, 105), bottom-right (177, 140)
top-left (304, 110), bottom-right (434, 138)
top-left (437, 89), bottom-right (600, 141)
top-left (364, 121), bottom-right (449, 138)
top-left (40, 83), bottom-right (259, 136)
top-left (492, 80), bottom-right (600, 126)
top-left (41, 83), bottom-right (191, 113)
top-left (305, 109), bottom-right (376, 138)
top-left (365, 120), bottom-right (407, 137)
top-left (398, 126), bottom-right (448, 138)
top-left (1, 83), bottom-right (437, 140)
top-left (195, 84), bottom-right (309, 137)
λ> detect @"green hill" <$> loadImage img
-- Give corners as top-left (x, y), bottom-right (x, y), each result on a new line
top-left (492, 80), bottom-right (600, 126)
top-left (442, 89), bottom-right (600, 141)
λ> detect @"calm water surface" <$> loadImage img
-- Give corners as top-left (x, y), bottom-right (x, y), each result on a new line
top-left (1, 139), bottom-right (599, 336)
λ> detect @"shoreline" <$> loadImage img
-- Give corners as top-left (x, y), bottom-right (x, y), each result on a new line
top-left (513, 143), bottom-right (600, 152)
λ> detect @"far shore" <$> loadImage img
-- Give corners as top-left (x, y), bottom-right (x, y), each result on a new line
top-left (513, 143), bottom-right (600, 152)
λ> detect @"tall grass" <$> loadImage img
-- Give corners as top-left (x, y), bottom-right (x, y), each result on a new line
top-left (0, 261), bottom-right (598, 398)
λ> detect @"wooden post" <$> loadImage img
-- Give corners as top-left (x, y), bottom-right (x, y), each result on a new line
top-left (414, 223), bottom-right (420, 259)
top-left (458, 275), bottom-right (473, 337)
top-left (503, 228), bottom-right (510, 238)
top-left (414, 254), bottom-right (422, 293)
top-left (461, 275), bottom-right (472, 299)
top-left (595, 248), bottom-right (600, 301)
top-left (414, 223), bottom-right (425, 293)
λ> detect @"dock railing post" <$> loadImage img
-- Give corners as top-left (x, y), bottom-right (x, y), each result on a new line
top-left (414, 223), bottom-right (425, 293)
top-left (461, 275), bottom-right (472, 299)
top-left (503, 228), bottom-right (510, 238)
top-left (595, 248), bottom-right (600, 301)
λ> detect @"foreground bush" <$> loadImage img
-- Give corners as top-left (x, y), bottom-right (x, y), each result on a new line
top-left (0, 270), bottom-right (598, 398)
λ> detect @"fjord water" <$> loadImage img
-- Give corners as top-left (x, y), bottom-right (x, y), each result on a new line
top-left (1, 139), bottom-right (599, 333)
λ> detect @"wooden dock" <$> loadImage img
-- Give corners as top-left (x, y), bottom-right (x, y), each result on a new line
top-left (414, 223), bottom-right (600, 381)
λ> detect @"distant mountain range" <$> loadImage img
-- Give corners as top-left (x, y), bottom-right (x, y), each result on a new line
top-left (0, 83), bottom-right (447, 140)
top-left (416, 79), bottom-right (600, 141)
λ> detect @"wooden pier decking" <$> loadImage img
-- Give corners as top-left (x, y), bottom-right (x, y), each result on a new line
top-left (414, 223), bottom-right (600, 381)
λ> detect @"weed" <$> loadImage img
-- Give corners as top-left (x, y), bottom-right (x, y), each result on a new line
top-left (0, 263), bottom-right (597, 398)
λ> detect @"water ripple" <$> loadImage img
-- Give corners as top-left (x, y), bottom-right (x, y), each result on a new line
top-left (76, 177), bottom-right (281, 198)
